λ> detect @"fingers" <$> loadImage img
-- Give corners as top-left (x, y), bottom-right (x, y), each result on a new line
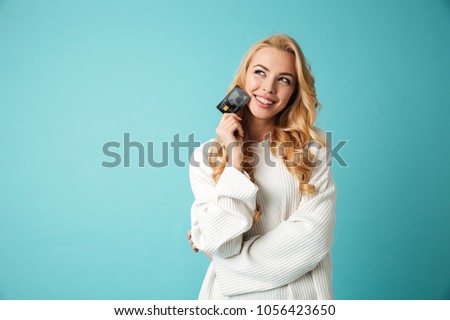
top-left (220, 113), bottom-right (242, 123)
top-left (187, 230), bottom-right (198, 253)
top-left (221, 114), bottom-right (244, 136)
top-left (187, 230), bottom-right (211, 258)
top-left (216, 113), bottom-right (245, 144)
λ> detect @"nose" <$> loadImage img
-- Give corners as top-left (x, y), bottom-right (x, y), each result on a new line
top-left (262, 78), bottom-right (276, 94)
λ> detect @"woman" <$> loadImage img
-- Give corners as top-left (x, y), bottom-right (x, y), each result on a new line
top-left (187, 34), bottom-right (337, 299)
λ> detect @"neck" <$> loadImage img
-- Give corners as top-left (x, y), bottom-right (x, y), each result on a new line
top-left (246, 114), bottom-right (273, 142)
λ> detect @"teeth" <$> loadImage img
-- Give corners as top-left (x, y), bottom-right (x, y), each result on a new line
top-left (256, 96), bottom-right (274, 105)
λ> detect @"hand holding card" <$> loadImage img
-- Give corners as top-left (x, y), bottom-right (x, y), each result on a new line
top-left (215, 86), bottom-right (249, 171)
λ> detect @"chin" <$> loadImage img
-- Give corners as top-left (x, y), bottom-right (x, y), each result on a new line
top-left (248, 105), bottom-right (276, 120)
top-left (249, 112), bottom-right (275, 121)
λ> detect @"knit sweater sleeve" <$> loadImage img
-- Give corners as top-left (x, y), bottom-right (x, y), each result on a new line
top-left (212, 142), bottom-right (337, 296)
top-left (189, 141), bottom-right (259, 258)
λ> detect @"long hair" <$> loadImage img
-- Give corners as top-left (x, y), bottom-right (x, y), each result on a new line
top-left (208, 34), bottom-right (327, 223)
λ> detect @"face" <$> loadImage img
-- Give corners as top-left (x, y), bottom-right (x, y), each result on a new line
top-left (244, 47), bottom-right (297, 123)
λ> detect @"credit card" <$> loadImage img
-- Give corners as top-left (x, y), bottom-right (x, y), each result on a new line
top-left (216, 85), bottom-right (251, 114)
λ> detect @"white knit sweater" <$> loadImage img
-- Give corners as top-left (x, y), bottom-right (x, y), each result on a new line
top-left (189, 131), bottom-right (336, 300)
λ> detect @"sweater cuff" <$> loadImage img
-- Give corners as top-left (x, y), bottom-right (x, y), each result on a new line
top-left (212, 165), bottom-right (258, 203)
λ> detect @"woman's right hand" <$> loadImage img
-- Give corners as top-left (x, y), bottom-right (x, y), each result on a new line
top-left (215, 113), bottom-right (244, 171)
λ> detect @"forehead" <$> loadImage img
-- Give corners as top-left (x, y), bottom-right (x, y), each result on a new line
top-left (249, 47), bottom-right (296, 75)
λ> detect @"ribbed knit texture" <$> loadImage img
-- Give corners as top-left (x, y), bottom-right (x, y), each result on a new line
top-left (189, 129), bottom-right (336, 300)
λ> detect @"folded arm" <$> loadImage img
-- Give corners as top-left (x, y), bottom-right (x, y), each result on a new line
top-left (212, 144), bottom-right (337, 296)
top-left (189, 142), bottom-right (259, 258)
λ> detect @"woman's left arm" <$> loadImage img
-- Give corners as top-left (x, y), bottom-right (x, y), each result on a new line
top-left (212, 144), bottom-right (337, 297)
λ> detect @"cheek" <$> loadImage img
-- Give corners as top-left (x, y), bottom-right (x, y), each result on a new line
top-left (244, 74), bottom-right (259, 91)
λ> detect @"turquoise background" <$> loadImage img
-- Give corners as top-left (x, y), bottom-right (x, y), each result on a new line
top-left (1, 0), bottom-right (449, 299)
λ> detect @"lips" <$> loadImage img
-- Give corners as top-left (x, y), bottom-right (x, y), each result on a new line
top-left (254, 94), bottom-right (276, 108)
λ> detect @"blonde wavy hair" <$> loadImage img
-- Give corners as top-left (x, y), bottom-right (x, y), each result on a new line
top-left (209, 34), bottom-right (327, 223)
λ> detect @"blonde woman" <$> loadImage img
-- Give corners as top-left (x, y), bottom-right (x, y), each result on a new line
top-left (188, 34), bottom-right (337, 299)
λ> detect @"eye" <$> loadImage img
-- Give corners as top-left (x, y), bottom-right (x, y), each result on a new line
top-left (279, 77), bottom-right (291, 85)
top-left (255, 69), bottom-right (265, 76)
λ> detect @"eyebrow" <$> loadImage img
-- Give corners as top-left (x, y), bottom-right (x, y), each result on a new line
top-left (253, 64), bottom-right (295, 79)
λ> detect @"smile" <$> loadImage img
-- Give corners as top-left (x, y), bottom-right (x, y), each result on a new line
top-left (255, 95), bottom-right (275, 105)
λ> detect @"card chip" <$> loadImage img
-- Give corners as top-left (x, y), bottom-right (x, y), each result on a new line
top-left (223, 105), bottom-right (229, 111)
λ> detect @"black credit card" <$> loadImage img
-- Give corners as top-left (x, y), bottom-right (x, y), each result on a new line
top-left (216, 85), bottom-right (251, 114)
